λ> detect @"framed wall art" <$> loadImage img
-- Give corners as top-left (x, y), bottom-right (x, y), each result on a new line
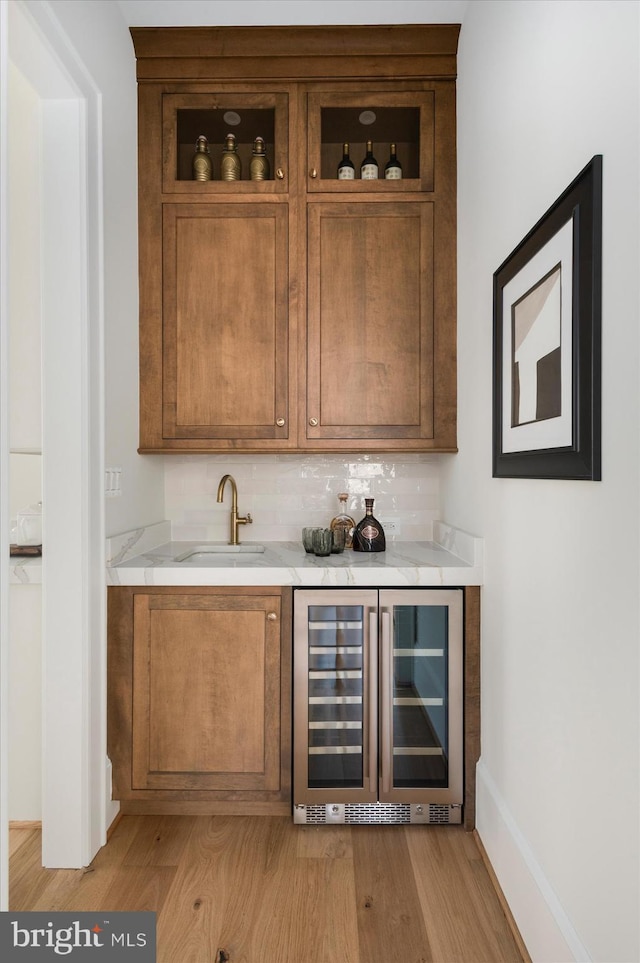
top-left (492, 155), bottom-right (602, 479)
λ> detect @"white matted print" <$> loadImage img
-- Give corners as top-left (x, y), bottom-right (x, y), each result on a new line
top-left (501, 216), bottom-right (573, 454)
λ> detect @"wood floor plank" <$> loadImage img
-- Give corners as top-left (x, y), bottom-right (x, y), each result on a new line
top-left (9, 827), bottom-right (38, 859)
top-left (406, 825), bottom-right (524, 963)
top-left (352, 826), bottom-right (433, 963)
top-left (155, 816), bottom-right (253, 963)
top-left (102, 865), bottom-right (177, 914)
top-left (281, 855), bottom-right (360, 963)
top-left (247, 823), bottom-right (359, 963)
top-left (9, 829), bottom-right (51, 911)
top-left (214, 818), bottom-right (304, 963)
top-left (123, 814), bottom-right (197, 867)
top-left (295, 823), bottom-right (353, 859)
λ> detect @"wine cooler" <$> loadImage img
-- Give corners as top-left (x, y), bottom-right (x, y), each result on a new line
top-left (293, 588), bottom-right (463, 824)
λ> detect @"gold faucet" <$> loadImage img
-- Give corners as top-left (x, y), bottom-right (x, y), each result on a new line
top-left (216, 474), bottom-right (253, 545)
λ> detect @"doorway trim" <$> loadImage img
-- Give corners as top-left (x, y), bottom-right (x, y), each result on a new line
top-left (2, 0), bottom-right (106, 876)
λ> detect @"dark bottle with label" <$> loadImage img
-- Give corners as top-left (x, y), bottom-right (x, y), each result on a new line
top-left (384, 143), bottom-right (402, 180)
top-left (360, 140), bottom-right (378, 180)
top-left (337, 142), bottom-right (355, 180)
top-left (352, 498), bottom-right (386, 552)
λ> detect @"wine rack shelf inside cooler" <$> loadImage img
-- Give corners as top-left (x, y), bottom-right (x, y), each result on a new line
top-left (307, 606), bottom-right (365, 790)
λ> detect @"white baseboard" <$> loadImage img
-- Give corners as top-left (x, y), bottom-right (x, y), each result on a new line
top-left (476, 760), bottom-right (591, 963)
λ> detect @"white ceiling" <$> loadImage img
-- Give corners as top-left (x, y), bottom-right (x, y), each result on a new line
top-left (116, 0), bottom-right (468, 28)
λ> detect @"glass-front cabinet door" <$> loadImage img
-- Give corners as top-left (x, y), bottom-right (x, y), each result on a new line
top-left (161, 91), bottom-right (289, 194)
top-left (293, 589), bottom-right (378, 804)
top-left (306, 90), bottom-right (435, 192)
top-left (379, 589), bottom-right (463, 805)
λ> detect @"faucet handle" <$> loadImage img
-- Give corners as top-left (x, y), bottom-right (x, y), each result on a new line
top-left (246, 512), bottom-right (253, 524)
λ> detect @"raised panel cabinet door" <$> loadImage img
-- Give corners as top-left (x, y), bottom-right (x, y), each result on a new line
top-left (131, 593), bottom-right (282, 791)
top-left (162, 202), bottom-right (289, 442)
top-left (306, 200), bottom-right (435, 444)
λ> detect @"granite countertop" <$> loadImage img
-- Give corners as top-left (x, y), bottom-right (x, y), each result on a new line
top-left (107, 521), bottom-right (483, 587)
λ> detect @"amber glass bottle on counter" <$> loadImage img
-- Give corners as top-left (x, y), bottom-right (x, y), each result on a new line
top-left (330, 492), bottom-right (356, 548)
top-left (352, 498), bottom-right (386, 552)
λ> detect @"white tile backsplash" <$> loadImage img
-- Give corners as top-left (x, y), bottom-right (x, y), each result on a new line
top-left (164, 454), bottom-right (442, 543)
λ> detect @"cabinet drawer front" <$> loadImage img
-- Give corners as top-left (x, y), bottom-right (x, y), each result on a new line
top-left (162, 203), bottom-right (289, 441)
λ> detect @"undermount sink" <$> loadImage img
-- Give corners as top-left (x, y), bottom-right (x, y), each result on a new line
top-left (174, 543), bottom-right (265, 562)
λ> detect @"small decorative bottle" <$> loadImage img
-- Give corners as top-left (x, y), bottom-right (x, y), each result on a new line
top-left (337, 143), bottom-right (355, 180)
top-left (330, 493), bottom-right (356, 549)
top-left (250, 136), bottom-right (270, 180)
top-left (384, 143), bottom-right (402, 180)
top-left (192, 135), bottom-right (213, 181)
top-left (352, 498), bottom-right (386, 552)
top-left (221, 132), bottom-right (242, 181)
top-left (360, 140), bottom-right (378, 180)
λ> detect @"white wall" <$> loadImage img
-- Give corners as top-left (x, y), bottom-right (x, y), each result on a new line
top-left (8, 61), bottom-right (40, 454)
top-left (445, 2), bottom-right (640, 961)
top-left (7, 61), bottom-right (42, 820)
top-left (47, 0), bottom-right (163, 537)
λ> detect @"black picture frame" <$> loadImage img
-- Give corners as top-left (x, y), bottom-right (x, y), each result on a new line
top-left (492, 155), bottom-right (602, 480)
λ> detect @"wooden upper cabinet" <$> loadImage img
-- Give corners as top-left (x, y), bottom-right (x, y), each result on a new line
top-left (132, 26), bottom-right (458, 453)
top-left (306, 201), bottom-right (435, 445)
top-left (162, 202), bottom-right (289, 442)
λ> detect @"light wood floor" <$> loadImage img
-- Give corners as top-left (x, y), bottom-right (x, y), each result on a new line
top-left (10, 816), bottom-right (526, 963)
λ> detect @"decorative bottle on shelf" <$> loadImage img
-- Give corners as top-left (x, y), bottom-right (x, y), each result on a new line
top-left (330, 492), bottom-right (356, 549)
top-left (352, 498), bottom-right (386, 552)
top-left (337, 142), bottom-right (355, 180)
top-left (360, 140), bottom-right (378, 180)
top-left (250, 136), bottom-right (270, 180)
top-left (384, 143), bottom-right (402, 180)
top-left (221, 132), bottom-right (242, 181)
top-left (192, 135), bottom-right (213, 181)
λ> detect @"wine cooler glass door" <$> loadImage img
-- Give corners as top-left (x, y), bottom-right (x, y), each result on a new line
top-left (379, 589), bottom-right (463, 805)
top-left (293, 589), bottom-right (378, 804)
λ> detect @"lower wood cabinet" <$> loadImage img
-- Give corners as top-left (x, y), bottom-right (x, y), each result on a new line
top-left (108, 586), bottom-right (292, 815)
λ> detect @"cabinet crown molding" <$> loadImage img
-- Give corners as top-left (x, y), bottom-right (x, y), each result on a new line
top-left (130, 24), bottom-right (461, 82)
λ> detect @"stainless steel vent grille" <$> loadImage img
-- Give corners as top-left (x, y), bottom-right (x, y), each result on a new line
top-left (300, 805), bottom-right (328, 824)
top-left (428, 804), bottom-right (454, 824)
top-left (294, 803), bottom-right (462, 825)
top-left (345, 804), bottom-right (410, 824)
